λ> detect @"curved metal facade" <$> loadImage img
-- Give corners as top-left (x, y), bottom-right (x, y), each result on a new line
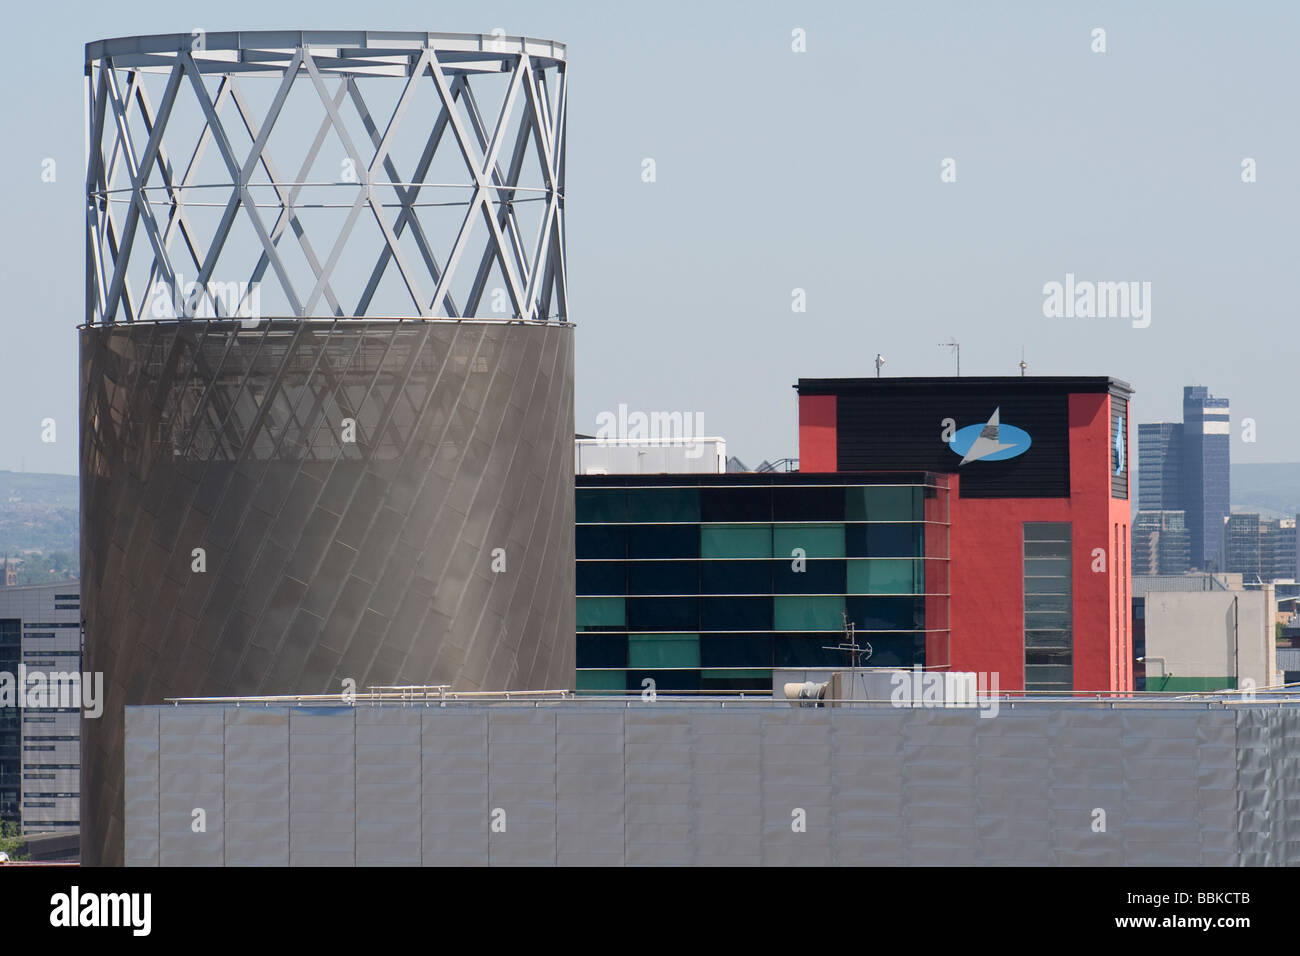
top-left (80, 318), bottom-right (574, 865)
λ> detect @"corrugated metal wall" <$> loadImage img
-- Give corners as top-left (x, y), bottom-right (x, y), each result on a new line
top-left (124, 703), bottom-right (1300, 866)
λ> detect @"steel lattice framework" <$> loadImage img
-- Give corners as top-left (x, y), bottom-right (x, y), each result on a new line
top-left (85, 31), bottom-right (567, 324)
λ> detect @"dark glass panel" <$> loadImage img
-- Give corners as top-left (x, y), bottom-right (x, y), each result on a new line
top-left (576, 525), bottom-right (627, 560)
top-left (699, 487), bottom-right (772, 522)
top-left (772, 486), bottom-right (843, 522)
top-left (700, 633), bottom-right (772, 668)
top-left (627, 561), bottom-right (698, 595)
top-left (576, 633), bottom-right (627, 669)
top-left (627, 669), bottom-right (700, 693)
top-left (700, 560), bottom-right (772, 595)
top-left (700, 596), bottom-right (773, 632)
top-left (576, 489), bottom-right (626, 523)
top-left (576, 561), bottom-right (626, 595)
top-left (627, 524), bottom-right (699, 559)
top-left (847, 596), bottom-right (925, 631)
top-left (626, 597), bottom-right (698, 632)
top-left (772, 558), bottom-right (846, 595)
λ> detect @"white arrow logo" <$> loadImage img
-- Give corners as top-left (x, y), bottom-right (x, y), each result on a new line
top-left (959, 407), bottom-right (1019, 465)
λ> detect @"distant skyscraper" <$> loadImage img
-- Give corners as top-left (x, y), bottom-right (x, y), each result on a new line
top-left (1222, 513), bottom-right (1297, 583)
top-left (1132, 510), bottom-right (1191, 576)
top-left (1182, 386), bottom-right (1231, 570)
top-left (1267, 518), bottom-right (1295, 582)
top-left (1137, 422), bottom-right (1183, 511)
top-left (1224, 512), bottom-right (1263, 578)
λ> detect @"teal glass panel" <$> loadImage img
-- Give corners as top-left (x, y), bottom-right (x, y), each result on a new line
top-left (625, 488), bottom-right (700, 522)
top-left (577, 596), bottom-right (625, 629)
top-left (701, 524), bottom-right (772, 558)
top-left (774, 595), bottom-right (845, 631)
top-left (846, 558), bottom-right (923, 594)
top-left (845, 486), bottom-right (923, 522)
top-left (576, 489), bottom-right (627, 523)
top-left (773, 523), bottom-right (844, 559)
top-left (576, 670), bottom-right (627, 692)
top-left (628, 634), bottom-right (700, 669)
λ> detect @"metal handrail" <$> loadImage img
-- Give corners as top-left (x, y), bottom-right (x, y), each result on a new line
top-left (163, 684), bottom-right (1300, 709)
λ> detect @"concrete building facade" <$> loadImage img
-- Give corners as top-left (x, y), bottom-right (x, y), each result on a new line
top-left (1141, 586), bottom-right (1276, 691)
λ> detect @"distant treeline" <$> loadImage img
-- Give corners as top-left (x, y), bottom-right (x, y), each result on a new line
top-left (11, 550), bottom-right (78, 586)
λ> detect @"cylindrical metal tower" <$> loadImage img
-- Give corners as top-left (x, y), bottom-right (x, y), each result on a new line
top-left (80, 31), bottom-right (573, 866)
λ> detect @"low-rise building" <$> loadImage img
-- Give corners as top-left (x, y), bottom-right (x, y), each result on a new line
top-left (1133, 574), bottom-right (1276, 691)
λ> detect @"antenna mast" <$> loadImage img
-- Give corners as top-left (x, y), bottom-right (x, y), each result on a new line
top-left (939, 338), bottom-right (960, 376)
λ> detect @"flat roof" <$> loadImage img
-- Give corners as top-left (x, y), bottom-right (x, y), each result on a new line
top-left (577, 471), bottom-right (945, 488)
top-left (796, 375), bottom-right (1133, 398)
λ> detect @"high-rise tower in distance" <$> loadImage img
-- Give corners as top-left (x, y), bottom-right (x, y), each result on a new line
top-left (1181, 386), bottom-right (1231, 570)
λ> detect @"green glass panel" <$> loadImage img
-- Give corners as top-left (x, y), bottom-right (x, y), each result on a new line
top-left (628, 634), bottom-right (700, 669)
top-left (700, 669), bottom-right (770, 680)
top-left (773, 523), bottom-right (844, 559)
top-left (701, 524), bottom-right (772, 558)
top-left (846, 558), bottom-right (921, 594)
top-left (576, 670), bottom-right (627, 692)
top-left (576, 489), bottom-right (627, 523)
top-left (625, 488), bottom-right (699, 522)
top-left (1148, 676), bottom-right (1236, 692)
top-left (774, 595), bottom-right (845, 631)
top-left (845, 486), bottom-right (922, 521)
top-left (577, 596), bottom-right (625, 629)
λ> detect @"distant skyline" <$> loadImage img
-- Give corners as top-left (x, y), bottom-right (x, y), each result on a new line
top-left (3, 0), bottom-right (1298, 475)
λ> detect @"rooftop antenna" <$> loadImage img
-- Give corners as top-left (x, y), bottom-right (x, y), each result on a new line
top-left (874, 353), bottom-right (885, 378)
top-left (939, 338), bottom-right (960, 376)
top-left (823, 610), bottom-right (873, 671)
top-left (1019, 347), bottom-right (1027, 377)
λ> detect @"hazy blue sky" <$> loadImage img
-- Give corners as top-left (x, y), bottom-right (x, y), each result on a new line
top-left (2, 0), bottom-right (1297, 475)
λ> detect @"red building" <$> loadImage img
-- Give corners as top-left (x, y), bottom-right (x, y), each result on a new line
top-left (797, 376), bottom-right (1133, 694)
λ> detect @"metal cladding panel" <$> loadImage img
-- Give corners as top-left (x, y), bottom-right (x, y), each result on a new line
top-left (289, 710), bottom-right (356, 867)
top-left (158, 709), bottom-right (225, 866)
top-left (224, 709), bottom-right (290, 866)
top-left (556, 712), bottom-right (625, 866)
top-left (122, 708), bottom-right (160, 867)
top-left (624, 710), bottom-right (695, 866)
top-left (356, 709), bottom-right (423, 866)
top-left (974, 711), bottom-right (1051, 865)
top-left (690, 712), bottom-right (762, 866)
top-left (759, 711), bottom-right (833, 866)
top-left (82, 319), bottom-right (575, 866)
top-left (830, 710), bottom-right (907, 866)
top-left (421, 712), bottom-right (489, 866)
top-left (1111, 395), bottom-right (1129, 499)
top-left (1236, 706), bottom-right (1300, 866)
top-left (486, 711), bottom-right (557, 866)
top-left (1044, 709), bottom-right (1125, 866)
top-left (123, 702), bottom-right (1300, 866)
